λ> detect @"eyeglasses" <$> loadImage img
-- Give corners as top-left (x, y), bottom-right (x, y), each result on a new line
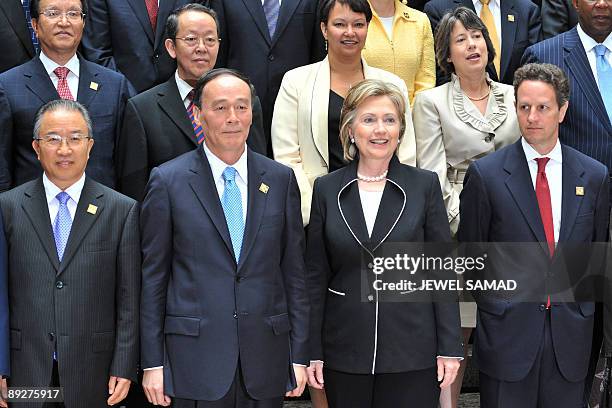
top-left (35, 134), bottom-right (92, 147)
top-left (582, 0), bottom-right (612, 4)
top-left (175, 35), bottom-right (220, 48)
top-left (40, 9), bottom-right (85, 21)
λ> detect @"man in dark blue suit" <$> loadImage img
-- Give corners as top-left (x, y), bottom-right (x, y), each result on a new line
top-left (522, 0), bottom-right (612, 191)
top-left (82, 0), bottom-right (192, 93)
top-left (0, 0), bottom-right (134, 192)
top-left (425, 0), bottom-right (541, 85)
top-left (459, 63), bottom-right (609, 407)
top-left (140, 68), bottom-right (309, 407)
top-left (0, 0), bottom-right (38, 74)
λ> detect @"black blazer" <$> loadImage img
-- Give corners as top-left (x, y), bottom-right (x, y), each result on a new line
top-left (424, 0), bottom-right (541, 85)
top-left (0, 1), bottom-right (35, 74)
top-left (307, 156), bottom-right (463, 374)
top-left (116, 75), bottom-right (267, 201)
top-left (209, 0), bottom-right (326, 153)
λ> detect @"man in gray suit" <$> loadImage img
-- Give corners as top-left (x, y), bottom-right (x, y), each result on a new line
top-left (0, 100), bottom-right (140, 408)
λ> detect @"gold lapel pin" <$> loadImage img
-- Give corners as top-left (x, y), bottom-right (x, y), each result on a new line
top-left (507, 14), bottom-right (515, 22)
top-left (576, 186), bottom-right (584, 196)
top-left (259, 183), bottom-right (269, 194)
top-left (89, 81), bottom-right (99, 91)
top-left (87, 204), bottom-right (98, 214)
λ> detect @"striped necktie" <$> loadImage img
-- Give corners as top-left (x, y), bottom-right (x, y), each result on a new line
top-left (263, 0), bottom-right (280, 39)
top-left (187, 90), bottom-right (205, 144)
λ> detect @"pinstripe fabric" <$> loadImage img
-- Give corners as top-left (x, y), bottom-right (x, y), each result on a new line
top-left (0, 177), bottom-right (140, 408)
top-left (522, 28), bottom-right (612, 191)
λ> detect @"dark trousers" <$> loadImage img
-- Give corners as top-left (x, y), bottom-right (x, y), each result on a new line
top-left (480, 312), bottom-right (585, 408)
top-left (323, 366), bottom-right (440, 408)
top-left (42, 360), bottom-right (65, 408)
top-left (172, 363), bottom-right (283, 408)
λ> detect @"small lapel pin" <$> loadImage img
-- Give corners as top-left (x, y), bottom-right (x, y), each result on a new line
top-left (89, 81), bottom-right (99, 91)
top-left (259, 183), bottom-right (269, 194)
top-left (403, 11), bottom-right (410, 18)
top-left (576, 186), bottom-right (584, 196)
top-left (507, 14), bottom-right (515, 22)
top-left (87, 204), bottom-right (98, 214)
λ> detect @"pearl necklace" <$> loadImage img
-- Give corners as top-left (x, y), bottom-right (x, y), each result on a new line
top-left (357, 169), bottom-right (388, 182)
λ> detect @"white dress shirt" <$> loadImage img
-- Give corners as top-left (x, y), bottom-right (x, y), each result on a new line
top-left (576, 25), bottom-right (612, 87)
top-left (43, 172), bottom-right (86, 226)
top-left (203, 143), bottom-right (248, 224)
top-left (39, 51), bottom-right (80, 99)
top-left (521, 137), bottom-right (562, 243)
top-left (175, 70), bottom-right (194, 110)
top-left (472, 0), bottom-right (502, 49)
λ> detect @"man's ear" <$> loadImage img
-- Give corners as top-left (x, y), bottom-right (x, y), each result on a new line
top-left (165, 39), bottom-right (177, 59)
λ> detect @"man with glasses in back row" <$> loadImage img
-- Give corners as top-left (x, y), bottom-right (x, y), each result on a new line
top-left (0, 0), bottom-right (134, 193)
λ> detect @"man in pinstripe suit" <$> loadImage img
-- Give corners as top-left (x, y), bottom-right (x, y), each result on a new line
top-left (0, 100), bottom-right (140, 408)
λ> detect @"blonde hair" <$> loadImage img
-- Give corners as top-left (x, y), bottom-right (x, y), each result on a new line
top-left (339, 79), bottom-right (406, 161)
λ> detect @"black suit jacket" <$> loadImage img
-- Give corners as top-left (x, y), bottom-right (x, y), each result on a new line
top-left (82, 0), bottom-right (192, 92)
top-left (307, 156), bottom-right (463, 374)
top-left (458, 141), bottom-right (609, 382)
top-left (117, 75), bottom-right (267, 201)
top-left (0, 177), bottom-right (141, 407)
top-left (541, 0), bottom-right (578, 39)
top-left (209, 0), bottom-right (326, 154)
top-left (0, 1), bottom-right (35, 74)
top-left (0, 56), bottom-right (135, 191)
top-left (425, 0), bottom-right (541, 85)
top-left (140, 147), bottom-right (308, 400)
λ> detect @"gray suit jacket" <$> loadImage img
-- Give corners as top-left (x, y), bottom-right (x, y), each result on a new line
top-left (0, 177), bottom-right (140, 408)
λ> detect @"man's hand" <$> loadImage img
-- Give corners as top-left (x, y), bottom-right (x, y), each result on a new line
top-left (307, 361), bottom-right (324, 389)
top-left (285, 365), bottom-right (307, 397)
top-left (437, 357), bottom-right (460, 388)
top-left (107, 376), bottom-right (131, 406)
top-left (142, 368), bottom-right (171, 406)
top-left (0, 377), bottom-right (7, 408)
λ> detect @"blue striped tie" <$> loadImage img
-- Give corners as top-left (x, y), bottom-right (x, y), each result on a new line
top-left (595, 45), bottom-right (612, 125)
top-left (187, 90), bottom-right (205, 144)
top-left (263, 0), bottom-right (280, 39)
top-left (53, 192), bottom-right (72, 261)
top-left (22, 0), bottom-right (39, 53)
top-left (221, 167), bottom-right (244, 262)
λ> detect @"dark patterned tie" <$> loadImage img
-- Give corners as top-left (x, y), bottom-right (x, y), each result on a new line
top-left (144, 0), bottom-right (158, 30)
top-left (263, 0), bottom-right (280, 39)
top-left (22, 0), bottom-right (39, 53)
top-left (187, 90), bottom-right (205, 144)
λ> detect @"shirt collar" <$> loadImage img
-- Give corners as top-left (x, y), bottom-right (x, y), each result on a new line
top-left (473, 0), bottom-right (499, 9)
top-left (175, 70), bottom-right (194, 104)
top-left (202, 142), bottom-right (248, 186)
top-left (577, 24), bottom-right (612, 53)
top-left (42, 172), bottom-right (86, 206)
top-left (39, 51), bottom-right (80, 79)
top-left (521, 137), bottom-right (563, 164)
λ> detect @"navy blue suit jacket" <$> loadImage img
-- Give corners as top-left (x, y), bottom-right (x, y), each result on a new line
top-left (82, 0), bottom-right (191, 92)
top-left (0, 212), bottom-right (8, 377)
top-left (140, 146), bottom-right (309, 400)
top-left (458, 140), bottom-right (609, 382)
top-left (0, 56), bottom-right (135, 191)
top-left (0, 1), bottom-right (35, 74)
top-left (425, 0), bottom-right (541, 85)
top-left (522, 28), bottom-right (612, 183)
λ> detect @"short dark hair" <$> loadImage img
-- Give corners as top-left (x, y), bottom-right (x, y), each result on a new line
top-left (30, 0), bottom-right (88, 19)
top-left (193, 68), bottom-right (256, 109)
top-left (318, 0), bottom-right (373, 24)
top-left (513, 63), bottom-right (570, 108)
top-left (166, 4), bottom-right (220, 40)
top-left (33, 99), bottom-right (93, 140)
top-left (434, 7), bottom-right (496, 75)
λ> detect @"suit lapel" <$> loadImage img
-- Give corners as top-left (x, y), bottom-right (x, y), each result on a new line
top-left (503, 142), bottom-right (549, 251)
top-left (499, 0), bottom-right (516, 81)
top-left (24, 58), bottom-right (60, 104)
top-left (337, 162), bottom-right (371, 254)
top-left (76, 58), bottom-right (100, 109)
top-left (563, 28), bottom-right (612, 133)
top-left (271, 0), bottom-right (300, 45)
top-left (310, 59), bottom-right (330, 167)
top-left (0, 1), bottom-right (35, 57)
top-left (237, 150), bottom-right (267, 272)
top-left (126, 0), bottom-right (154, 45)
top-left (154, 0), bottom-right (174, 49)
top-left (558, 145), bottom-right (585, 242)
top-left (188, 147), bottom-right (234, 259)
top-left (21, 178), bottom-right (60, 272)
top-left (157, 77), bottom-right (198, 146)
top-left (58, 178), bottom-right (104, 275)
top-left (242, 0), bottom-right (272, 45)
